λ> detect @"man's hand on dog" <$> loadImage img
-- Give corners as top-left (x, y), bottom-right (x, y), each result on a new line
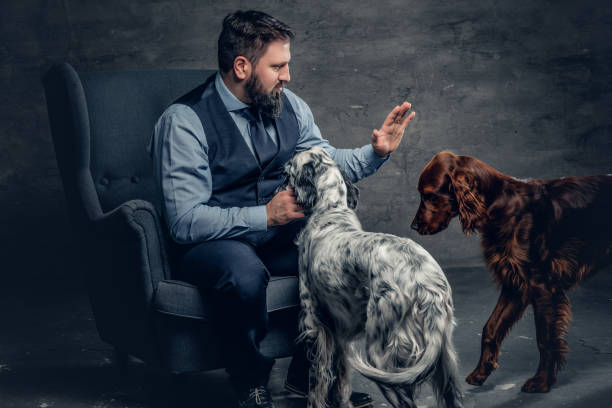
top-left (266, 189), bottom-right (305, 226)
top-left (372, 102), bottom-right (415, 157)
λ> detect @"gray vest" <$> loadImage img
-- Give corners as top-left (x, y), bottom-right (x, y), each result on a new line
top-left (175, 73), bottom-right (299, 207)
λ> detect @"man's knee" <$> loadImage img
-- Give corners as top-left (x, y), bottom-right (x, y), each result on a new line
top-left (216, 260), bottom-right (269, 306)
top-left (180, 239), bottom-right (269, 306)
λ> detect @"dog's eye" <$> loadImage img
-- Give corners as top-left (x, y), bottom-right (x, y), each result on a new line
top-left (423, 193), bottom-right (445, 205)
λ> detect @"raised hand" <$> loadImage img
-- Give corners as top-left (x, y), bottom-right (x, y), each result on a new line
top-left (372, 102), bottom-right (415, 157)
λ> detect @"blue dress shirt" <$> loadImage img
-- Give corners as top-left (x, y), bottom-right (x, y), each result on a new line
top-left (149, 73), bottom-right (388, 244)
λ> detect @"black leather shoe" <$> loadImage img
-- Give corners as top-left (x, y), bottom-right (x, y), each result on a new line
top-left (238, 385), bottom-right (275, 408)
top-left (284, 379), bottom-right (373, 408)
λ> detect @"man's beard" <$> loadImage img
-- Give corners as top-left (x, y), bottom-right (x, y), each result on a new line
top-left (245, 73), bottom-right (284, 118)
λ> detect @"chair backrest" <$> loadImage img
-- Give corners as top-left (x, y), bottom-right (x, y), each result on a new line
top-left (43, 63), bottom-right (215, 231)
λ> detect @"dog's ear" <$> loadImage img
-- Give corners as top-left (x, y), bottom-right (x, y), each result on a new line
top-left (275, 162), bottom-right (293, 194)
top-left (450, 168), bottom-right (486, 234)
top-left (340, 169), bottom-right (360, 210)
top-left (294, 161), bottom-right (318, 212)
top-left (275, 174), bottom-right (290, 194)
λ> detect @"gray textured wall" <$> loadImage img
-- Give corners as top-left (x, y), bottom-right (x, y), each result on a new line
top-left (2, 0), bottom-right (612, 279)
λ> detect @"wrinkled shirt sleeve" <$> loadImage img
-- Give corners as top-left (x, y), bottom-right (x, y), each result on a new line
top-left (284, 89), bottom-right (389, 182)
top-left (149, 104), bottom-right (267, 244)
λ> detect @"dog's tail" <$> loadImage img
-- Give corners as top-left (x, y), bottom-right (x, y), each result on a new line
top-left (347, 293), bottom-right (450, 386)
top-left (347, 337), bottom-right (442, 386)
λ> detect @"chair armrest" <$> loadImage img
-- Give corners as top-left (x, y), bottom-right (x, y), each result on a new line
top-left (91, 199), bottom-right (171, 291)
top-left (83, 199), bottom-right (172, 356)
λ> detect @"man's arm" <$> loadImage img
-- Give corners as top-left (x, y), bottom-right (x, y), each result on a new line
top-left (284, 89), bottom-right (413, 182)
top-left (150, 105), bottom-right (268, 244)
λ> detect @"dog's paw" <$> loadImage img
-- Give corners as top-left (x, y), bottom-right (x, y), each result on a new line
top-left (521, 375), bottom-right (552, 393)
top-left (465, 370), bottom-right (488, 386)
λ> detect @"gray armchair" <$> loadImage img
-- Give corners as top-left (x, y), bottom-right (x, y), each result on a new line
top-left (42, 62), bottom-right (299, 374)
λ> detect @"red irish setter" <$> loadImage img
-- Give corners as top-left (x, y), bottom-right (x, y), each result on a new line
top-left (411, 151), bottom-right (612, 393)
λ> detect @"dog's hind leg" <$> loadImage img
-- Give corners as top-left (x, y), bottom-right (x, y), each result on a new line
top-left (439, 368), bottom-right (463, 408)
top-left (434, 359), bottom-right (463, 407)
top-left (397, 385), bottom-right (419, 408)
top-left (365, 331), bottom-right (418, 408)
top-left (467, 289), bottom-right (528, 386)
top-left (432, 330), bottom-right (463, 407)
top-left (377, 384), bottom-right (417, 408)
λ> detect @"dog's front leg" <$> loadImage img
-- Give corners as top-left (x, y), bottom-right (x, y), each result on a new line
top-left (327, 341), bottom-right (352, 408)
top-left (306, 325), bottom-right (335, 408)
top-left (466, 289), bottom-right (527, 386)
top-left (522, 286), bottom-right (570, 393)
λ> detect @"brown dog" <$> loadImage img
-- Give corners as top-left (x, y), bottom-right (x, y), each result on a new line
top-left (411, 151), bottom-right (612, 393)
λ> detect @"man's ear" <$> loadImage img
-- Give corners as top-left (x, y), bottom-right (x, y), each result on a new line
top-left (340, 169), bottom-right (360, 210)
top-left (233, 56), bottom-right (251, 80)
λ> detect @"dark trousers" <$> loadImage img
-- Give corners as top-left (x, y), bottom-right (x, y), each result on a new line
top-left (178, 219), bottom-right (307, 391)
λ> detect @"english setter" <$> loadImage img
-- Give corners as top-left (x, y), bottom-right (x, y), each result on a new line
top-left (281, 147), bottom-right (463, 408)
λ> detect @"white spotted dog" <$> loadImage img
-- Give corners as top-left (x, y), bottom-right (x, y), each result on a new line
top-left (280, 146), bottom-right (463, 408)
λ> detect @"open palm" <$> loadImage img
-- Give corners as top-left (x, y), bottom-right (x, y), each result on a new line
top-left (372, 102), bottom-right (415, 157)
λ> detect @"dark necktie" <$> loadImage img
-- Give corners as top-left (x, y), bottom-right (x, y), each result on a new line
top-left (243, 107), bottom-right (278, 168)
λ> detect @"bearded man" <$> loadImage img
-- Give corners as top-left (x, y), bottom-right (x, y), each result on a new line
top-left (149, 10), bottom-right (415, 408)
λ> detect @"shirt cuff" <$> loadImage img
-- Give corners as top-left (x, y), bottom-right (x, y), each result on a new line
top-left (247, 205), bottom-right (268, 232)
top-left (363, 144), bottom-right (390, 168)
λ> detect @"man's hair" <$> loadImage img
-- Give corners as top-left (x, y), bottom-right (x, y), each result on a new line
top-left (218, 10), bottom-right (294, 73)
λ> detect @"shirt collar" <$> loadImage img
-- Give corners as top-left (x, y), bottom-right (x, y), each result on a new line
top-left (215, 72), bottom-right (249, 112)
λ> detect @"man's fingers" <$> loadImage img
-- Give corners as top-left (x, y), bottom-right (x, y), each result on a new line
top-left (400, 111), bottom-right (416, 129)
top-left (372, 128), bottom-right (380, 142)
top-left (384, 105), bottom-right (401, 126)
top-left (285, 206), bottom-right (304, 221)
top-left (394, 102), bottom-right (412, 123)
top-left (384, 102), bottom-right (413, 127)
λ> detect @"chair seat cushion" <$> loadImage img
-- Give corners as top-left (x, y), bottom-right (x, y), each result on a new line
top-left (153, 276), bottom-right (299, 320)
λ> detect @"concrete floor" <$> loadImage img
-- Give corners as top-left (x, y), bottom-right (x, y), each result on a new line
top-left (1, 265), bottom-right (611, 408)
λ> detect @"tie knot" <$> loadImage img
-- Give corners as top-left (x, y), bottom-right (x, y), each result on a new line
top-left (243, 107), bottom-right (261, 124)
